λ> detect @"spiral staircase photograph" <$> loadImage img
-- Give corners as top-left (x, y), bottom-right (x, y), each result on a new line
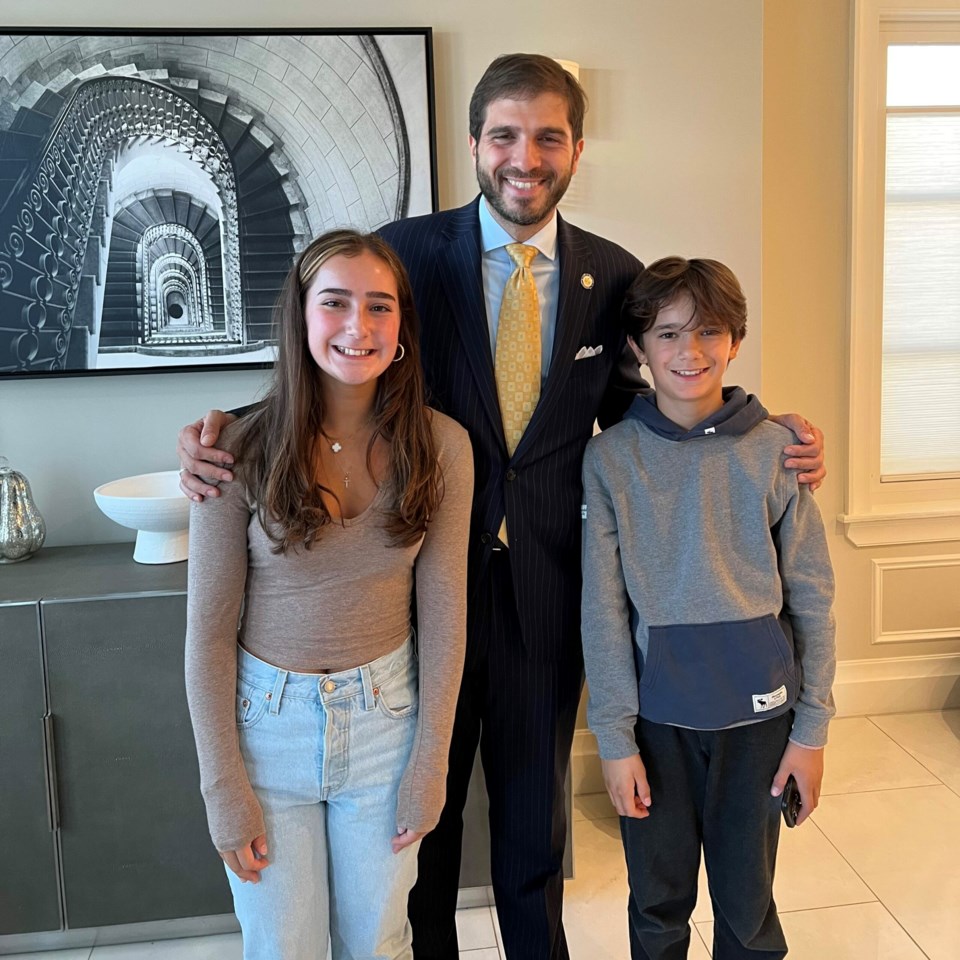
top-left (0, 31), bottom-right (426, 375)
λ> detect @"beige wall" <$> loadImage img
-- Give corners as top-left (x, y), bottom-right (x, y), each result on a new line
top-left (3, 0), bottom-right (954, 697)
top-left (0, 0), bottom-right (762, 546)
top-left (575, 0), bottom-right (960, 744)
top-left (762, 0), bottom-right (960, 675)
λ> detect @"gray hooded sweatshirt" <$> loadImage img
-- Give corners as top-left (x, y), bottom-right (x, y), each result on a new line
top-left (581, 387), bottom-right (836, 759)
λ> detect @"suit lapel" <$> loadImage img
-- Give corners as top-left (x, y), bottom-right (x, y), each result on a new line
top-left (513, 215), bottom-right (594, 460)
top-left (435, 200), bottom-right (505, 446)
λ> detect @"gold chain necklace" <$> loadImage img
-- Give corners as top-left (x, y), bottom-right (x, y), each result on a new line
top-left (319, 420), bottom-right (373, 489)
top-left (321, 420), bottom-right (369, 455)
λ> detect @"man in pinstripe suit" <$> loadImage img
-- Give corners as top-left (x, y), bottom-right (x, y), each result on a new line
top-left (379, 56), bottom-right (650, 960)
top-left (177, 53), bottom-right (825, 960)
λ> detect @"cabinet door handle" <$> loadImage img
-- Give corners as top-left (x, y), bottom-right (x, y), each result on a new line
top-left (42, 713), bottom-right (60, 832)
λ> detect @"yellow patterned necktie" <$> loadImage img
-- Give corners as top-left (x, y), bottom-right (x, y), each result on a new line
top-left (495, 242), bottom-right (540, 546)
top-left (495, 243), bottom-right (541, 455)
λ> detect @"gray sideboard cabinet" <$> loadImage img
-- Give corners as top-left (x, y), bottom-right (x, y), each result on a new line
top-left (0, 545), bottom-right (232, 940)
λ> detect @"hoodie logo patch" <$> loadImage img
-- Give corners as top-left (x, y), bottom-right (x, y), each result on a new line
top-left (752, 685), bottom-right (787, 713)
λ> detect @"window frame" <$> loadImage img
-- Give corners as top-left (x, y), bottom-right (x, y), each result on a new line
top-left (845, 0), bottom-right (960, 546)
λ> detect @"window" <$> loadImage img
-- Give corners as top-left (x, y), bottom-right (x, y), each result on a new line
top-left (882, 45), bottom-right (960, 478)
top-left (845, 0), bottom-right (960, 545)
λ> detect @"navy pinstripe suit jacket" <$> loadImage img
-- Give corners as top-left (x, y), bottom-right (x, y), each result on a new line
top-left (380, 198), bottom-right (643, 664)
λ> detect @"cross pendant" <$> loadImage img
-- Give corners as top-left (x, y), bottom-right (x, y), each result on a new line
top-left (343, 474), bottom-right (350, 488)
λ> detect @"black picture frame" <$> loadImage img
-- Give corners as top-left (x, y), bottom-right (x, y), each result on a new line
top-left (0, 27), bottom-right (438, 378)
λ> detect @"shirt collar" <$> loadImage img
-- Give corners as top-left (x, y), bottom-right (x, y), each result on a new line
top-left (478, 197), bottom-right (558, 262)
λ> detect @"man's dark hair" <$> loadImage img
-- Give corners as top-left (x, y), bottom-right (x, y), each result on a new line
top-left (469, 53), bottom-right (587, 143)
top-left (622, 257), bottom-right (748, 344)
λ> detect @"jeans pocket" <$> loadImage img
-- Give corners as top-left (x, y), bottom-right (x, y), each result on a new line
top-left (236, 677), bottom-right (270, 729)
top-left (375, 663), bottom-right (419, 720)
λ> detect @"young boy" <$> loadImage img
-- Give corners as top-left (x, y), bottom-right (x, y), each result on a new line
top-left (580, 257), bottom-right (836, 960)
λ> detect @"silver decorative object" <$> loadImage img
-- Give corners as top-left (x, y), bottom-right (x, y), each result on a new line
top-left (0, 456), bottom-right (46, 563)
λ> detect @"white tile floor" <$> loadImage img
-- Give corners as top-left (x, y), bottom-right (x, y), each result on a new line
top-left (5, 710), bottom-right (959, 959)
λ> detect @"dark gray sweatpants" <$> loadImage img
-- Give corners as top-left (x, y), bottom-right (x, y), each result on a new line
top-left (620, 712), bottom-right (793, 960)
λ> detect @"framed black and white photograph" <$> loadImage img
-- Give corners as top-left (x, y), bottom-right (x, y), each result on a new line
top-left (0, 27), bottom-right (438, 378)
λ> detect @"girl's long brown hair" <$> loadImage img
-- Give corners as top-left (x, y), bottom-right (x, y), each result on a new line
top-left (232, 229), bottom-right (442, 551)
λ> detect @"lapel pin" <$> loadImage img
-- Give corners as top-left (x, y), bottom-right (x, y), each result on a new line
top-left (580, 273), bottom-right (594, 290)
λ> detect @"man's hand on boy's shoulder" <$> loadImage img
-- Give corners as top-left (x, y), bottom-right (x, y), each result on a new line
top-left (601, 754), bottom-right (652, 820)
top-left (177, 410), bottom-right (238, 501)
top-left (768, 413), bottom-right (826, 491)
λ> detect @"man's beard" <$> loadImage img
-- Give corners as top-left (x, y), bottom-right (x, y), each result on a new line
top-left (476, 163), bottom-right (573, 227)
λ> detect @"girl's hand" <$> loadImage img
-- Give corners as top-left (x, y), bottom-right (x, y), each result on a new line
top-left (392, 827), bottom-right (425, 854)
top-left (220, 834), bottom-right (270, 882)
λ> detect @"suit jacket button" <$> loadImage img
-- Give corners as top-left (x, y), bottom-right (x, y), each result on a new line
top-left (505, 469), bottom-right (517, 481)
top-left (480, 532), bottom-right (493, 544)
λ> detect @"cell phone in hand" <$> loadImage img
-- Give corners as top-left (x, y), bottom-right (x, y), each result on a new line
top-left (781, 774), bottom-right (801, 828)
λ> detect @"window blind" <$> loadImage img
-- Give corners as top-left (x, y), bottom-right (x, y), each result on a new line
top-left (881, 48), bottom-right (960, 478)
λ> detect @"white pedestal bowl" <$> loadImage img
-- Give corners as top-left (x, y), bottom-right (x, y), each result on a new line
top-left (94, 470), bottom-right (190, 564)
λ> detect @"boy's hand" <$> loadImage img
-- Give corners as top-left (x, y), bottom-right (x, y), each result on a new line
top-left (601, 755), bottom-right (652, 819)
top-left (771, 741), bottom-right (825, 827)
top-left (769, 413), bottom-right (826, 491)
top-left (177, 410), bottom-right (238, 501)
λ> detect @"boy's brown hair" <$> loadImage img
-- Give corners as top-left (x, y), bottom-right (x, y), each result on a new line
top-left (621, 256), bottom-right (748, 344)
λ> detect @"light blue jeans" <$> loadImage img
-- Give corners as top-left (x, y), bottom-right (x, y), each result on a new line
top-left (229, 639), bottom-right (420, 960)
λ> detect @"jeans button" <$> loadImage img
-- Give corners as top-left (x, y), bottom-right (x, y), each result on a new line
top-left (323, 679), bottom-right (336, 693)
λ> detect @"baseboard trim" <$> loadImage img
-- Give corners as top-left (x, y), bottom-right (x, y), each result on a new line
top-left (833, 651), bottom-right (960, 716)
top-left (571, 653), bottom-right (960, 796)
top-left (0, 915), bottom-right (239, 956)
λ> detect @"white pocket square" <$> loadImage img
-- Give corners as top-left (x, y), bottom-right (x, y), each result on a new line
top-left (575, 344), bottom-right (603, 360)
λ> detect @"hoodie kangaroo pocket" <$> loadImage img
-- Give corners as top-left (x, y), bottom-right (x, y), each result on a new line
top-left (640, 614), bottom-right (799, 729)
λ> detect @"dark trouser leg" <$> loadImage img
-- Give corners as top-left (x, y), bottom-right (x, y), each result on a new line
top-left (480, 552), bottom-right (581, 960)
top-left (702, 713), bottom-right (791, 960)
top-left (409, 659), bottom-right (485, 960)
top-left (622, 720), bottom-right (705, 960)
